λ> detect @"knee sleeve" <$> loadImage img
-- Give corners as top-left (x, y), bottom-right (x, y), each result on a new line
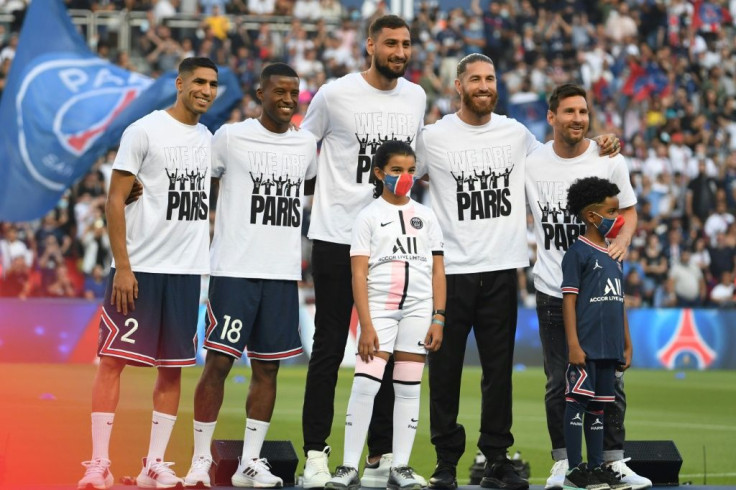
top-left (352, 356), bottom-right (387, 396)
top-left (393, 361), bottom-right (424, 399)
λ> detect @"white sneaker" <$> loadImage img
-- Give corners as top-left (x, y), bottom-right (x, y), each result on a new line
top-left (388, 465), bottom-right (423, 490)
top-left (361, 453), bottom-right (391, 487)
top-left (325, 465), bottom-right (360, 490)
top-left (232, 457), bottom-right (284, 488)
top-left (361, 453), bottom-right (427, 488)
top-left (545, 459), bottom-right (569, 489)
top-left (184, 455), bottom-right (212, 488)
top-left (606, 459), bottom-right (652, 490)
top-left (303, 446), bottom-right (332, 489)
top-left (78, 458), bottom-right (114, 490)
top-left (136, 457), bottom-right (184, 488)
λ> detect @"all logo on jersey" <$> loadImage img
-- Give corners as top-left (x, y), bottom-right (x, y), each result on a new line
top-left (165, 146), bottom-right (209, 221)
top-left (247, 150), bottom-right (307, 227)
top-left (446, 145), bottom-right (514, 220)
top-left (535, 180), bottom-right (585, 250)
top-left (590, 277), bottom-right (623, 303)
top-left (354, 112), bottom-right (418, 186)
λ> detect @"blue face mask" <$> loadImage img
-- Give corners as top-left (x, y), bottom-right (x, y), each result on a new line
top-left (383, 173), bottom-right (416, 197)
top-left (593, 212), bottom-right (625, 239)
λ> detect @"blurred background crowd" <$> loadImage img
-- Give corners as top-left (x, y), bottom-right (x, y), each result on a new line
top-left (1, 0), bottom-right (735, 308)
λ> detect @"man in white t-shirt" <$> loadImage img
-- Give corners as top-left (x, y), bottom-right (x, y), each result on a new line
top-left (525, 83), bottom-right (650, 490)
top-left (300, 14), bottom-right (427, 489)
top-left (183, 63), bottom-right (317, 488)
top-left (415, 56), bottom-right (620, 490)
top-left (78, 57), bottom-right (218, 490)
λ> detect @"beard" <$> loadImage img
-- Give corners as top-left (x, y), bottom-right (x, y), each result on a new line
top-left (374, 56), bottom-right (408, 80)
top-left (561, 125), bottom-right (588, 146)
top-left (461, 90), bottom-right (497, 117)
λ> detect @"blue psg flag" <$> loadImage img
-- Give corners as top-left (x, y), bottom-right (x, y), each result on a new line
top-left (0, 0), bottom-right (242, 221)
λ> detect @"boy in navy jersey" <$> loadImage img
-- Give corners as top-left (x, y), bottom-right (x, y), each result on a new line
top-left (561, 177), bottom-right (633, 490)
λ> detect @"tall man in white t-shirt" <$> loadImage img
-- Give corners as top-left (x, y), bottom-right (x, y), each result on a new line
top-left (300, 14), bottom-right (427, 489)
top-left (77, 57), bottom-right (218, 490)
top-left (183, 63), bottom-right (317, 488)
top-left (525, 84), bottom-right (650, 490)
top-left (416, 55), bottom-right (620, 490)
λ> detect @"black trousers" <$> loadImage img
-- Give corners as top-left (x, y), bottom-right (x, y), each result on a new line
top-left (302, 240), bottom-right (394, 456)
top-left (536, 291), bottom-right (626, 461)
top-left (428, 270), bottom-right (518, 465)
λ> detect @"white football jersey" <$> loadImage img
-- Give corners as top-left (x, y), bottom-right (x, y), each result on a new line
top-left (525, 140), bottom-right (637, 298)
top-left (209, 118), bottom-right (317, 280)
top-left (303, 73), bottom-right (426, 245)
top-left (416, 113), bottom-right (540, 274)
top-left (112, 110), bottom-right (211, 274)
top-left (351, 197), bottom-right (444, 309)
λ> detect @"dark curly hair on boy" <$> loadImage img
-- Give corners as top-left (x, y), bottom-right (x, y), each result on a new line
top-left (566, 176), bottom-right (620, 219)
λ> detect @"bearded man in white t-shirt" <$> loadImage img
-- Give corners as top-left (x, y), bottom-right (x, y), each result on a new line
top-left (300, 14), bottom-right (427, 489)
top-left (524, 83), bottom-right (650, 490)
top-left (415, 55), bottom-right (621, 490)
top-left (78, 57), bottom-right (218, 490)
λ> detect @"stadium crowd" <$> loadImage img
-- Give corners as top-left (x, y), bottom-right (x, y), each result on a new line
top-left (1, 0), bottom-right (736, 307)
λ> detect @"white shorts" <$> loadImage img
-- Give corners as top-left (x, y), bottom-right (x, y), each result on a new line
top-left (364, 298), bottom-right (433, 355)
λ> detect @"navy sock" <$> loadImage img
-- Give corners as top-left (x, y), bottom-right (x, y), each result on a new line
top-left (585, 402), bottom-right (605, 468)
top-left (564, 398), bottom-right (587, 469)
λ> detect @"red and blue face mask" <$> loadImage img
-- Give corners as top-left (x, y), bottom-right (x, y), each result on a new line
top-left (593, 212), bottom-right (625, 239)
top-left (383, 173), bottom-right (416, 197)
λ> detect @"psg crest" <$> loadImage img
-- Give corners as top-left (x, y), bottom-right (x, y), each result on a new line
top-left (15, 55), bottom-right (152, 191)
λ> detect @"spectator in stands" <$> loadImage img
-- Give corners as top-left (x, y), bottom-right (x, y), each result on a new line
top-left (0, 256), bottom-right (33, 299)
top-left (0, 224), bottom-right (34, 279)
top-left (45, 263), bottom-right (78, 298)
top-left (704, 198), bottom-right (735, 246)
top-left (669, 248), bottom-right (706, 307)
top-left (708, 232), bottom-right (736, 281)
top-left (623, 269), bottom-right (645, 308)
top-left (710, 271), bottom-right (735, 307)
top-left (84, 264), bottom-right (108, 300)
top-left (653, 278), bottom-right (678, 308)
top-left (686, 159), bottom-right (718, 227)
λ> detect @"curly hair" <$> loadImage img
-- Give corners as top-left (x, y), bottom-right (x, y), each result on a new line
top-left (566, 176), bottom-right (620, 219)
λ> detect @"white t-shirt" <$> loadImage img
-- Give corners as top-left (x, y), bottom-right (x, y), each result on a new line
top-left (112, 110), bottom-right (212, 274)
top-left (351, 197), bottom-right (443, 309)
top-left (302, 73), bottom-right (426, 245)
top-left (525, 140), bottom-right (637, 298)
top-left (416, 113), bottom-right (540, 274)
top-left (210, 119), bottom-right (318, 280)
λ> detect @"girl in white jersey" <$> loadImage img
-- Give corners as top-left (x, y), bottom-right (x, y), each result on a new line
top-left (326, 140), bottom-right (446, 490)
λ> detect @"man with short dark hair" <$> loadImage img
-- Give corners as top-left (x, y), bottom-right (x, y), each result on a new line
top-left (184, 62), bottom-right (317, 488)
top-left (300, 14), bottom-right (427, 489)
top-left (78, 57), bottom-right (218, 489)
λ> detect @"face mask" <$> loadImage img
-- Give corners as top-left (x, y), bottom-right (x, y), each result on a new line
top-left (593, 212), bottom-right (625, 239)
top-left (383, 173), bottom-right (415, 197)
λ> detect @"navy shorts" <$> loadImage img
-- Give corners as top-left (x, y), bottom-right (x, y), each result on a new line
top-left (565, 359), bottom-right (616, 402)
top-left (203, 276), bottom-right (303, 361)
top-left (98, 268), bottom-right (201, 367)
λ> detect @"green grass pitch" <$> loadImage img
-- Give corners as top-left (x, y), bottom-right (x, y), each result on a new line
top-left (1, 364), bottom-right (735, 485)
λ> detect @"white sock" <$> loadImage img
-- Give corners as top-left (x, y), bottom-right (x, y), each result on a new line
top-left (146, 411), bottom-right (177, 465)
top-left (343, 375), bottom-right (382, 469)
top-left (193, 420), bottom-right (217, 459)
top-left (242, 419), bottom-right (270, 461)
top-left (91, 412), bottom-right (115, 461)
top-left (392, 381), bottom-right (421, 467)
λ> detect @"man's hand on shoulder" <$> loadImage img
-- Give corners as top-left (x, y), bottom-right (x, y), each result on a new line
top-left (594, 134), bottom-right (621, 157)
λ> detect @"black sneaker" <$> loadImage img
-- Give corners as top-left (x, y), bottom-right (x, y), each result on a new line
top-left (591, 466), bottom-right (632, 490)
top-left (480, 455), bottom-right (530, 490)
top-left (428, 462), bottom-right (457, 489)
top-left (563, 463), bottom-right (610, 490)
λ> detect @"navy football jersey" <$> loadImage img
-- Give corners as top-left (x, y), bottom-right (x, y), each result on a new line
top-left (561, 236), bottom-right (625, 362)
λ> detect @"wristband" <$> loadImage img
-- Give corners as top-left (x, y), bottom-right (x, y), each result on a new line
top-left (431, 318), bottom-right (445, 327)
top-left (432, 309), bottom-right (446, 317)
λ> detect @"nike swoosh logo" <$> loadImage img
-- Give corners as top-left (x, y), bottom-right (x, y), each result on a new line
top-left (417, 341), bottom-right (425, 346)
top-left (410, 418), bottom-right (418, 422)
top-left (195, 429), bottom-right (203, 432)
top-left (380, 221), bottom-right (393, 227)
top-left (152, 421), bottom-right (159, 425)
top-left (106, 422), bottom-right (113, 425)
top-left (247, 427), bottom-right (257, 431)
